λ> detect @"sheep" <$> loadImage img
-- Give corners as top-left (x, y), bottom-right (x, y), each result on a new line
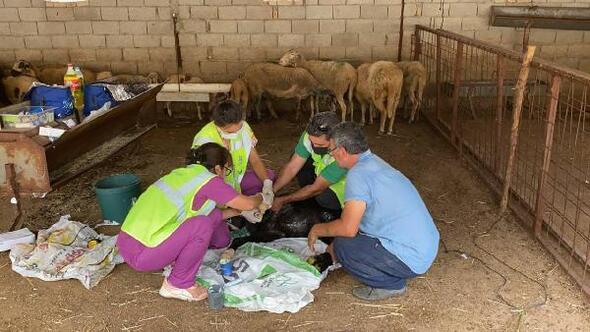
top-left (11, 60), bottom-right (97, 84)
top-left (165, 74), bottom-right (206, 120)
top-left (278, 49), bottom-right (357, 122)
top-left (241, 62), bottom-right (330, 121)
top-left (37, 67), bottom-right (97, 85)
top-left (368, 61), bottom-right (403, 135)
top-left (95, 71), bottom-right (113, 81)
top-left (230, 78), bottom-right (249, 120)
top-left (109, 72), bottom-right (161, 84)
top-left (354, 63), bottom-right (376, 126)
top-left (1, 75), bottom-right (38, 104)
top-left (396, 61), bottom-right (427, 123)
top-left (10, 60), bottom-right (100, 84)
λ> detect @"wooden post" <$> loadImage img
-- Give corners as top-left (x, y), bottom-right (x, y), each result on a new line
top-left (436, 34), bottom-right (442, 122)
top-left (413, 31), bottom-right (421, 61)
top-left (451, 42), bottom-right (464, 148)
top-left (5, 164), bottom-right (22, 231)
top-left (495, 55), bottom-right (505, 175)
top-left (533, 74), bottom-right (561, 235)
top-left (398, 0), bottom-right (405, 62)
top-left (500, 46), bottom-right (536, 213)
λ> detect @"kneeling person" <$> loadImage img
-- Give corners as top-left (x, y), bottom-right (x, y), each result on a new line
top-left (308, 122), bottom-right (440, 301)
top-left (117, 143), bottom-right (264, 302)
top-left (272, 112), bottom-right (346, 213)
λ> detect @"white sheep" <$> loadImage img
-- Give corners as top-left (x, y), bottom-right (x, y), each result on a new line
top-left (278, 49), bottom-right (356, 122)
top-left (354, 63), bottom-right (376, 126)
top-left (396, 61), bottom-right (427, 123)
top-left (368, 61), bottom-right (403, 135)
top-left (2, 75), bottom-right (38, 104)
top-left (241, 62), bottom-right (329, 121)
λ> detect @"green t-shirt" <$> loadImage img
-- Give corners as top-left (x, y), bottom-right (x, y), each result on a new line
top-left (294, 134), bottom-right (347, 184)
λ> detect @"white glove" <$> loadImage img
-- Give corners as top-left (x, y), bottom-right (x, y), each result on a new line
top-left (261, 179), bottom-right (274, 208)
top-left (241, 209), bottom-right (263, 223)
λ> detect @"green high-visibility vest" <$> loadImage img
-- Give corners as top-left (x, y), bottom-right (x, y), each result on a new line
top-left (302, 132), bottom-right (346, 206)
top-left (192, 121), bottom-right (253, 192)
top-left (121, 164), bottom-right (217, 247)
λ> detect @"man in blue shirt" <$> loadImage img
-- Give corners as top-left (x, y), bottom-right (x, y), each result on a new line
top-left (308, 122), bottom-right (440, 301)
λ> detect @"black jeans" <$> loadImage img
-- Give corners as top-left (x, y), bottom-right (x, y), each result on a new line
top-left (296, 158), bottom-right (342, 211)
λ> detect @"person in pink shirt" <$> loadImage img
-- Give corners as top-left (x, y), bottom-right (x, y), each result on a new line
top-left (117, 143), bottom-right (266, 302)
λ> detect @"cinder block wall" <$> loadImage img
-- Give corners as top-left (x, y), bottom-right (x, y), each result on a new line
top-left (0, 0), bottom-right (588, 82)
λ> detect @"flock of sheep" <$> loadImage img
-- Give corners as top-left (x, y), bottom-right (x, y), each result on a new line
top-left (230, 50), bottom-right (426, 135)
top-left (2, 50), bottom-right (426, 134)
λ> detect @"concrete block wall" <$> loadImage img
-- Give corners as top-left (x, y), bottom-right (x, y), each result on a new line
top-left (0, 0), bottom-right (588, 82)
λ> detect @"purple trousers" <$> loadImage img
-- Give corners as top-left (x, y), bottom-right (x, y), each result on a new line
top-left (240, 169), bottom-right (275, 195)
top-left (116, 209), bottom-right (230, 289)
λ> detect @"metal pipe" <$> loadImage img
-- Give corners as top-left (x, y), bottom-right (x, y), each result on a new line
top-left (451, 42), bottom-right (464, 148)
top-left (398, 0), bottom-right (405, 62)
top-left (172, 11), bottom-right (183, 76)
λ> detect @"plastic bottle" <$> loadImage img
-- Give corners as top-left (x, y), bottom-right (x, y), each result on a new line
top-left (63, 64), bottom-right (83, 112)
top-left (73, 66), bottom-right (85, 111)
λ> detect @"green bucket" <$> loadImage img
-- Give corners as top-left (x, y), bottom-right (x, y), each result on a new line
top-left (94, 174), bottom-right (141, 224)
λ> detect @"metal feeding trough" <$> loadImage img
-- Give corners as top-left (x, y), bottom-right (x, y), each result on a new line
top-left (0, 84), bottom-right (163, 194)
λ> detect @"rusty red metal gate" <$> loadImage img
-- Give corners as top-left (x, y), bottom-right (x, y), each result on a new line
top-left (412, 25), bottom-right (590, 295)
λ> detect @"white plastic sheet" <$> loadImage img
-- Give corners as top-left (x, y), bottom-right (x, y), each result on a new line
top-left (9, 216), bottom-right (123, 289)
top-left (191, 238), bottom-right (337, 313)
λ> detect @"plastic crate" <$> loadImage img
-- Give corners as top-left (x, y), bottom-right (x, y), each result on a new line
top-left (0, 105), bottom-right (55, 129)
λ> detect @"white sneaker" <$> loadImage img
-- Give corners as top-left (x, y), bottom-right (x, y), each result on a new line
top-left (158, 279), bottom-right (208, 302)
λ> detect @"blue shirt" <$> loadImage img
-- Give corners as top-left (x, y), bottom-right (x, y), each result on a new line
top-left (345, 150), bottom-right (440, 274)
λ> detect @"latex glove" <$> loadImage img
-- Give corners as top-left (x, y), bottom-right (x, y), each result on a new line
top-left (241, 208), bottom-right (263, 223)
top-left (260, 179), bottom-right (274, 211)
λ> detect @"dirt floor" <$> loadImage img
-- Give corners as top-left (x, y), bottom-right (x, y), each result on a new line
top-left (1, 113), bottom-right (589, 331)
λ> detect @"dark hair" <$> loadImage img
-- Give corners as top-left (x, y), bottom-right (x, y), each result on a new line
top-left (186, 142), bottom-right (231, 172)
top-left (211, 99), bottom-right (242, 127)
top-left (329, 122), bottom-right (369, 154)
top-left (306, 111), bottom-right (340, 137)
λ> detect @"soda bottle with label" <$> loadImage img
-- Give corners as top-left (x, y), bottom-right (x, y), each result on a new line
top-left (63, 64), bottom-right (83, 113)
top-left (73, 66), bottom-right (85, 111)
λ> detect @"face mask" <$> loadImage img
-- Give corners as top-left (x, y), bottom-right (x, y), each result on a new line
top-left (312, 146), bottom-right (329, 155)
top-left (219, 130), bottom-right (238, 140)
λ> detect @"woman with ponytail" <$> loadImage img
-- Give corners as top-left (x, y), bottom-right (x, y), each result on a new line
top-left (117, 143), bottom-right (263, 302)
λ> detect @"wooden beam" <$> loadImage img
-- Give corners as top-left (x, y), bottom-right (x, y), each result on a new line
top-left (152, 83), bottom-right (231, 93)
top-left (500, 45), bottom-right (536, 213)
top-left (534, 74), bottom-right (561, 235)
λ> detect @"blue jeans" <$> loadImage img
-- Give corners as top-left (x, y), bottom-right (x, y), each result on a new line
top-left (333, 234), bottom-right (418, 290)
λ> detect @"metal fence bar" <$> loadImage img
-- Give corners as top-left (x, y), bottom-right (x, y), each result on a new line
top-left (495, 55), bottom-right (505, 176)
top-left (436, 34), bottom-right (442, 123)
top-left (451, 41), bottom-right (464, 148)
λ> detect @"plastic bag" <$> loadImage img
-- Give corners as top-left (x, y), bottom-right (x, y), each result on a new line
top-left (9, 215), bottom-right (123, 289)
top-left (167, 238), bottom-right (336, 313)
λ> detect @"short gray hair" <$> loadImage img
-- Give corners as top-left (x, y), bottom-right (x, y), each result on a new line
top-left (329, 122), bottom-right (369, 154)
